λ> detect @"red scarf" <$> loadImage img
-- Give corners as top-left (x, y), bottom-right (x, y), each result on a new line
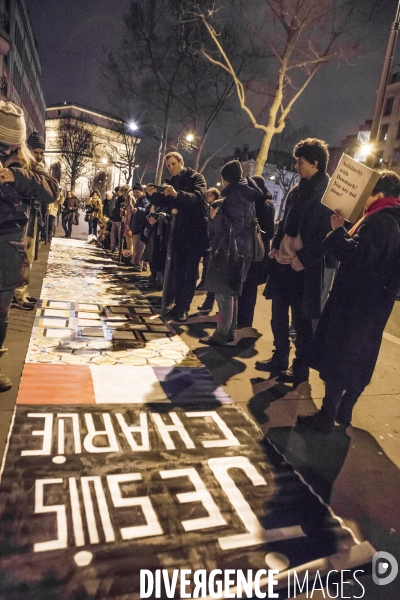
top-left (349, 197), bottom-right (400, 236)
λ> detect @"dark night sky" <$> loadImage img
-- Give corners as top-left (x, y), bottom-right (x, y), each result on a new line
top-left (28, 0), bottom-right (400, 150)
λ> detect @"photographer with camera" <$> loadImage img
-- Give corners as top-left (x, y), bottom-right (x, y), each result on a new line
top-left (0, 101), bottom-right (58, 390)
top-left (146, 152), bottom-right (207, 322)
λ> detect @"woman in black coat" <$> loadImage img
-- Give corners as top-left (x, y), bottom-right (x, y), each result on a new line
top-left (297, 172), bottom-right (400, 433)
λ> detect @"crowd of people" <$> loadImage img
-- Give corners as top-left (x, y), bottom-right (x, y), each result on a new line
top-left (86, 142), bottom-right (400, 434)
top-left (0, 116), bottom-right (399, 435)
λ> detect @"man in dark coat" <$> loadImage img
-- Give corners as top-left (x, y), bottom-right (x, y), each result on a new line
top-left (146, 152), bottom-right (207, 322)
top-left (256, 138), bottom-right (332, 387)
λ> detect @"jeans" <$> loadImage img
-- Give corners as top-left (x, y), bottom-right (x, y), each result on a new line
top-left (0, 289), bottom-right (14, 347)
top-left (269, 260), bottom-right (313, 377)
top-left (130, 233), bottom-right (145, 266)
top-left (110, 222), bottom-right (122, 252)
top-left (212, 294), bottom-right (237, 344)
top-left (62, 214), bottom-right (72, 238)
top-left (88, 218), bottom-right (98, 236)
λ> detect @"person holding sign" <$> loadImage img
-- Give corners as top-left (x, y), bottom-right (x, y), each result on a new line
top-left (256, 138), bottom-right (332, 388)
top-left (297, 171), bottom-right (400, 433)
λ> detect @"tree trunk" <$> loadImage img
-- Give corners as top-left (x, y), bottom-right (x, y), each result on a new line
top-left (254, 125), bottom-right (276, 176)
top-left (155, 112), bottom-right (170, 185)
top-left (193, 137), bottom-right (206, 173)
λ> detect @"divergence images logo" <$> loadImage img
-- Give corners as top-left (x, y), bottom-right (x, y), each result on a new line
top-left (372, 551), bottom-right (398, 586)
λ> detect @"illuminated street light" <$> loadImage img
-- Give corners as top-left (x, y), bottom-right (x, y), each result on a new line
top-left (361, 143), bottom-right (373, 155)
top-left (101, 157), bottom-right (107, 164)
top-left (186, 133), bottom-right (194, 142)
top-left (129, 121), bottom-right (138, 130)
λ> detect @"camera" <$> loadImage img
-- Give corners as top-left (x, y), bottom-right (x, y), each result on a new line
top-left (148, 184), bottom-right (166, 193)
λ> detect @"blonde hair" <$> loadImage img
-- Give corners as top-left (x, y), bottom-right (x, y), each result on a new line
top-left (18, 142), bottom-right (35, 169)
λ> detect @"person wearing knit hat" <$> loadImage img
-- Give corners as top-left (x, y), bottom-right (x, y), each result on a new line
top-left (27, 132), bottom-right (46, 163)
top-left (199, 160), bottom-right (263, 346)
top-left (0, 100), bottom-right (58, 390)
top-left (220, 160), bottom-right (243, 183)
top-left (0, 101), bottom-right (26, 147)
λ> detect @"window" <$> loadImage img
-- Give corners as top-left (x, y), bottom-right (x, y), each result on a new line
top-left (390, 72), bottom-right (400, 84)
top-left (391, 149), bottom-right (400, 165)
top-left (379, 124), bottom-right (389, 141)
top-left (384, 97), bottom-right (394, 116)
top-left (396, 123), bottom-right (400, 139)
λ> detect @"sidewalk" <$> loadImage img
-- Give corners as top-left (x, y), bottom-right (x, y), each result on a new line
top-left (183, 288), bottom-right (400, 599)
top-left (0, 239), bottom-right (50, 461)
top-left (0, 218), bottom-right (398, 598)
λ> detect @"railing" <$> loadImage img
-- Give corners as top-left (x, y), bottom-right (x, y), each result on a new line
top-left (0, 75), bottom-right (7, 97)
top-left (0, 11), bottom-right (9, 34)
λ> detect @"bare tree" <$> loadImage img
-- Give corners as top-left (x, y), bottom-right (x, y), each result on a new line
top-left (107, 126), bottom-right (140, 185)
top-left (104, 0), bottom-right (197, 184)
top-left (58, 116), bottom-right (94, 191)
top-left (192, 0), bottom-right (380, 175)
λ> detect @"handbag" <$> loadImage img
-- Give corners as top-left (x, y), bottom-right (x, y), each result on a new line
top-left (252, 218), bottom-right (265, 262)
top-left (204, 220), bottom-right (244, 296)
top-left (72, 211), bottom-right (79, 226)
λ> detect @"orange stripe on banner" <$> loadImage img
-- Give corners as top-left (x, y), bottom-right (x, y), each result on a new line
top-left (17, 364), bottom-right (95, 404)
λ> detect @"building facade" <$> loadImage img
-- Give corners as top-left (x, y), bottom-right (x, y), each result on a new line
top-left (329, 65), bottom-right (400, 175)
top-left (45, 103), bottom-right (141, 197)
top-left (0, 0), bottom-right (46, 137)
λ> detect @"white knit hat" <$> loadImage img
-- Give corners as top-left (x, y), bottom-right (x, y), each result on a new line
top-left (0, 101), bottom-right (26, 145)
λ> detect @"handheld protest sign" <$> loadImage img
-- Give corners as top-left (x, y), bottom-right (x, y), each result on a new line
top-left (322, 154), bottom-right (381, 222)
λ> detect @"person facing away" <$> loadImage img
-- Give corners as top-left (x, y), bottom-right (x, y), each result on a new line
top-left (256, 137), bottom-right (332, 388)
top-left (236, 174), bottom-right (275, 329)
top-left (146, 151), bottom-right (207, 322)
top-left (199, 159), bottom-right (263, 346)
top-left (297, 171), bottom-right (400, 433)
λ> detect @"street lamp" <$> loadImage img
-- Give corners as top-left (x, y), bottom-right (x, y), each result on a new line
top-left (129, 121), bottom-right (138, 131)
top-left (366, 0), bottom-right (400, 168)
top-left (186, 133), bottom-right (194, 143)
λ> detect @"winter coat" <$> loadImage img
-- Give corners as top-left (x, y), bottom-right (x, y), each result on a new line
top-left (310, 207), bottom-right (400, 390)
top-left (0, 160), bottom-right (58, 291)
top-left (220, 178), bottom-right (262, 279)
top-left (246, 177), bottom-right (275, 285)
top-left (85, 197), bottom-right (102, 219)
top-left (130, 195), bottom-right (150, 234)
top-left (152, 167), bottom-right (208, 251)
top-left (204, 178), bottom-right (262, 295)
top-left (111, 195), bottom-right (125, 222)
top-left (265, 170), bottom-right (331, 319)
top-left (62, 196), bottom-right (79, 224)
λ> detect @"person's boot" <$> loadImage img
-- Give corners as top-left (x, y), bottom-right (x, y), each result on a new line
top-left (0, 347), bottom-right (12, 392)
top-left (296, 410), bottom-right (334, 433)
top-left (0, 368), bottom-right (12, 392)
